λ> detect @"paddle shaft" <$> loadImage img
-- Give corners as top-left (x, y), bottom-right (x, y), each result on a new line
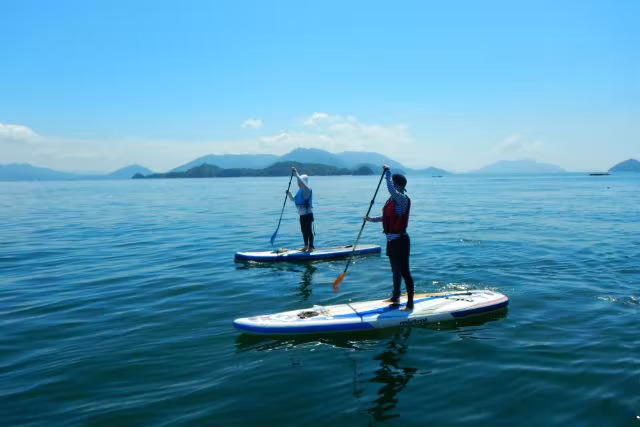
top-left (341, 168), bottom-right (387, 275)
top-left (270, 170), bottom-right (295, 245)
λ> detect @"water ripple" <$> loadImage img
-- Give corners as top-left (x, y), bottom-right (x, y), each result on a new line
top-left (0, 175), bottom-right (638, 426)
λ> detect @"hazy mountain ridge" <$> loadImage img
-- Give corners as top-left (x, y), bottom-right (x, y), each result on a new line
top-left (169, 148), bottom-right (406, 172)
top-left (278, 148), bottom-right (346, 168)
top-left (168, 148), bottom-right (443, 175)
top-left (135, 161), bottom-right (368, 179)
top-left (0, 163), bottom-right (79, 181)
top-left (105, 164), bottom-right (154, 178)
top-left (3, 150), bottom-right (638, 181)
top-left (609, 158), bottom-right (640, 172)
top-left (0, 163), bottom-right (153, 181)
top-left (337, 151), bottom-right (405, 170)
top-left (171, 154), bottom-right (279, 172)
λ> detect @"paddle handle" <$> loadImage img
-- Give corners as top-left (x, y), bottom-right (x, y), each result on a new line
top-left (336, 168), bottom-right (386, 281)
top-left (270, 169), bottom-right (295, 246)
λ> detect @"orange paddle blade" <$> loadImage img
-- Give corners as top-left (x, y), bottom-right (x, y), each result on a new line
top-left (332, 273), bottom-right (345, 292)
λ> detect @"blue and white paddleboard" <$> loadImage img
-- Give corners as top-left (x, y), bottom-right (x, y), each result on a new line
top-left (233, 290), bottom-right (508, 335)
top-left (234, 244), bottom-right (381, 262)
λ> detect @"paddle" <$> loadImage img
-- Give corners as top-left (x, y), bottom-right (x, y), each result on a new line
top-left (333, 167), bottom-right (386, 291)
top-left (270, 169), bottom-right (295, 246)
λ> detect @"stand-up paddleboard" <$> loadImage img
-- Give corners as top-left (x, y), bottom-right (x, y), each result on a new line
top-left (234, 290), bottom-right (508, 335)
top-left (234, 244), bottom-right (381, 262)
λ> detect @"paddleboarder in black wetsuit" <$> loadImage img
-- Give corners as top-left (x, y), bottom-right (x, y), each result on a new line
top-left (286, 166), bottom-right (315, 252)
top-left (365, 165), bottom-right (414, 310)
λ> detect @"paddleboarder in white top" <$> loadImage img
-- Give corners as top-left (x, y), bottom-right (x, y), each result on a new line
top-left (286, 166), bottom-right (315, 252)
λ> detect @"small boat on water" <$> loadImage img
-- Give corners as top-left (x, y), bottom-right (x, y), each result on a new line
top-left (588, 172), bottom-right (610, 176)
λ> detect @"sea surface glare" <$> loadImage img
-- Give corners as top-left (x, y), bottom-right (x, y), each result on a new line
top-left (1, 174), bottom-right (638, 426)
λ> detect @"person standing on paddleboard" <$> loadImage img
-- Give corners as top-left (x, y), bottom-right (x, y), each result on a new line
top-left (286, 166), bottom-right (315, 252)
top-left (365, 165), bottom-right (414, 310)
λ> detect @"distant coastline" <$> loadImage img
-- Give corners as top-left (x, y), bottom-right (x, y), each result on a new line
top-left (1, 148), bottom-right (637, 181)
top-left (132, 161), bottom-right (372, 179)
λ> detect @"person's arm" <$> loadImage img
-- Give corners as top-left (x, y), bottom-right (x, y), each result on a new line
top-left (385, 169), bottom-right (400, 201)
top-left (293, 167), bottom-right (311, 199)
top-left (286, 190), bottom-right (295, 202)
top-left (384, 167), bottom-right (408, 213)
top-left (365, 215), bottom-right (383, 223)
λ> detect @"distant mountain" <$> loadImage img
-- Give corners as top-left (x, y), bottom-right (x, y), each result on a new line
top-left (0, 163), bottom-right (154, 181)
top-left (609, 158), bottom-right (640, 173)
top-left (335, 151), bottom-right (405, 170)
top-left (135, 161), bottom-right (356, 179)
top-left (0, 149), bottom-right (453, 181)
top-left (471, 159), bottom-right (565, 174)
top-left (409, 166), bottom-right (452, 176)
top-left (169, 148), bottom-right (421, 174)
top-left (0, 163), bottom-right (78, 181)
top-left (137, 163), bottom-right (224, 179)
top-left (261, 161), bottom-right (352, 176)
top-left (105, 164), bottom-right (153, 179)
top-left (352, 165), bottom-right (375, 175)
top-left (171, 154), bottom-right (279, 172)
top-left (278, 148), bottom-right (346, 168)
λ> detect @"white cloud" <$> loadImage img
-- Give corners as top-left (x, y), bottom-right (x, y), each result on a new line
top-left (242, 118), bottom-right (263, 129)
top-left (0, 123), bottom-right (39, 143)
top-left (303, 112), bottom-right (330, 126)
top-left (254, 114), bottom-right (415, 159)
top-left (302, 112), bottom-right (358, 127)
top-left (495, 133), bottom-right (543, 155)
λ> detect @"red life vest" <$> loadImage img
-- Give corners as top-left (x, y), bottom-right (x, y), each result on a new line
top-left (382, 197), bottom-right (410, 234)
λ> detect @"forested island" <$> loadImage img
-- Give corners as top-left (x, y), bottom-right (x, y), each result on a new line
top-left (132, 161), bottom-right (374, 179)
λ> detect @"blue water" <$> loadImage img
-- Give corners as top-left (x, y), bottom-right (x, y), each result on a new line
top-left (1, 174), bottom-right (638, 426)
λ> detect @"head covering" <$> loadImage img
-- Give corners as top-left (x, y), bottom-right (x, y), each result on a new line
top-left (300, 174), bottom-right (309, 185)
top-left (392, 173), bottom-right (407, 193)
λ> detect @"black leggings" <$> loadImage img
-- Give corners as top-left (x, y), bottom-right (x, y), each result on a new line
top-left (299, 213), bottom-right (314, 248)
top-left (386, 234), bottom-right (414, 305)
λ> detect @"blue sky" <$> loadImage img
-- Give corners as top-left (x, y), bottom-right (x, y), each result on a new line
top-left (1, 0), bottom-right (638, 172)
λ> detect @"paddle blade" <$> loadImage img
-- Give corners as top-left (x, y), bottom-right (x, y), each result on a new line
top-left (332, 272), bottom-right (345, 292)
top-left (270, 226), bottom-right (279, 246)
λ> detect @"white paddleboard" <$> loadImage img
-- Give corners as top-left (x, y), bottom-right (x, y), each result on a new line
top-left (233, 290), bottom-right (508, 335)
top-left (234, 244), bottom-right (381, 262)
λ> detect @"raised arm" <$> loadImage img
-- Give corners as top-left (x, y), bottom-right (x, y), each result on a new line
top-left (384, 169), bottom-right (400, 201)
top-left (293, 168), bottom-right (311, 199)
top-left (385, 168), bottom-right (408, 213)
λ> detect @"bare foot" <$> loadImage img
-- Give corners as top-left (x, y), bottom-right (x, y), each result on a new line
top-left (299, 246), bottom-right (308, 252)
top-left (400, 304), bottom-right (414, 311)
top-left (384, 298), bottom-right (400, 305)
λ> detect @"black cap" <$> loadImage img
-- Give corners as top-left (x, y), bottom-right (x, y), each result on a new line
top-left (392, 174), bottom-right (407, 191)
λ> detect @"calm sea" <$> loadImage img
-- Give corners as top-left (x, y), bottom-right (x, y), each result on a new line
top-left (1, 174), bottom-right (638, 426)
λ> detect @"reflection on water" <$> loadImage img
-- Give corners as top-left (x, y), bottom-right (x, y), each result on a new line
top-left (234, 331), bottom-right (382, 353)
top-left (426, 308), bottom-right (509, 335)
top-left (235, 261), bottom-right (319, 301)
top-left (234, 310), bottom-right (509, 422)
top-left (297, 264), bottom-right (317, 301)
top-left (366, 327), bottom-right (418, 421)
